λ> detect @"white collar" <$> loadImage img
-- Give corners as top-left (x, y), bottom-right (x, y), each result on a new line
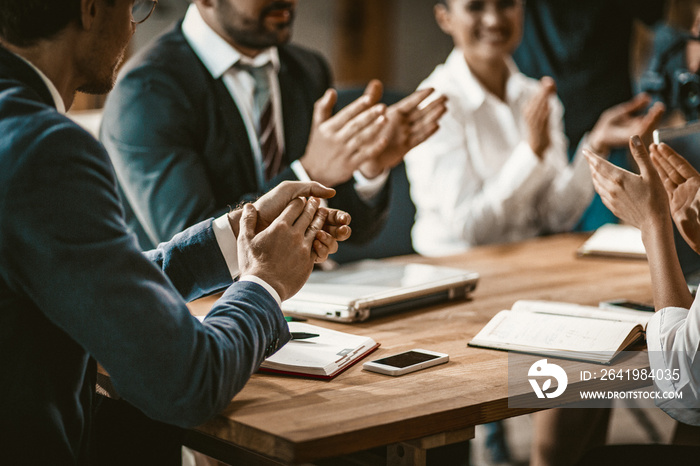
top-left (446, 48), bottom-right (527, 110)
top-left (14, 53), bottom-right (66, 113)
top-left (181, 4), bottom-right (280, 79)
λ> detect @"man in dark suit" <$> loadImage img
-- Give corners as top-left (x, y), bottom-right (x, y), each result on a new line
top-left (0, 0), bottom-right (349, 463)
top-left (100, 0), bottom-right (447, 250)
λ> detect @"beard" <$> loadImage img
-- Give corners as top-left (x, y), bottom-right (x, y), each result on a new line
top-left (224, 1), bottom-right (296, 50)
top-left (77, 47), bottom-right (126, 96)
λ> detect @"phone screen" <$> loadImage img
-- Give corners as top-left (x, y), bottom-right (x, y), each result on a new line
top-left (372, 351), bottom-right (440, 368)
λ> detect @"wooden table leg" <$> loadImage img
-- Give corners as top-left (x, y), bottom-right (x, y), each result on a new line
top-left (387, 427), bottom-right (475, 466)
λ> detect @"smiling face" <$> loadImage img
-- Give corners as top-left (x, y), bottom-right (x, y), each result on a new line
top-left (206, 0), bottom-right (298, 53)
top-left (435, 0), bottom-right (523, 66)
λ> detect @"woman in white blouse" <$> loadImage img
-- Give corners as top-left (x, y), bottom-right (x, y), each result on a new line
top-left (404, 0), bottom-right (664, 257)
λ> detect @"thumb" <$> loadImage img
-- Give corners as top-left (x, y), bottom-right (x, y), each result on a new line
top-left (238, 203), bottom-right (258, 241)
top-left (312, 89), bottom-right (336, 127)
top-left (540, 76), bottom-right (556, 94)
top-left (628, 135), bottom-right (654, 177)
top-left (306, 181), bottom-right (336, 200)
top-left (363, 79), bottom-right (384, 103)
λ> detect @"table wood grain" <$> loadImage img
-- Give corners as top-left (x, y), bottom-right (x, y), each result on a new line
top-left (185, 233), bottom-right (653, 464)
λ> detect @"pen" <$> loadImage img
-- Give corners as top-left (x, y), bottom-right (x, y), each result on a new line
top-left (291, 332), bottom-right (319, 340)
top-left (285, 316), bottom-right (307, 322)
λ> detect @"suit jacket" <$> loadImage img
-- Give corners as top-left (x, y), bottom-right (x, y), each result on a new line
top-left (101, 23), bottom-right (388, 249)
top-left (0, 46), bottom-right (289, 465)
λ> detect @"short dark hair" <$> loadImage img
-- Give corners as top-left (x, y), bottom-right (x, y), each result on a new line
top-left (0, 0), bottom-right (82, 47)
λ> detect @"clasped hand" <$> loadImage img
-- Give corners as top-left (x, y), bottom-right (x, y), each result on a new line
top-left (228, 181), bottom-right (352, 301)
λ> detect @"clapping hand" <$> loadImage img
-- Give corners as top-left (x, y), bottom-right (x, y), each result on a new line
top-left (650, 143), bottom-right (700, 254)
top-left (583, 136), bottom-right (669, 232)
top-left (523, 76), bottom-right (556, 159)
top-left (587, 94), bottom-right (665, 155)
top-left (358, 84), bottom-right (448, 179)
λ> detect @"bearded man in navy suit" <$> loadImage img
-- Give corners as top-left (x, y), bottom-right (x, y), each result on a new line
top-left (101, 0), bottom-right (447, 250)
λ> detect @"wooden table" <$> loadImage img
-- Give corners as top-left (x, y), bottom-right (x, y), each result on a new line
top-left (184, 233), bottom-right (654, 465)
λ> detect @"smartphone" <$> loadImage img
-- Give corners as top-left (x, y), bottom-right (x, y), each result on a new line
top-left (362, 349), bottom-right (449, 376)
top-left (599, 299), bottom-right (655, 313)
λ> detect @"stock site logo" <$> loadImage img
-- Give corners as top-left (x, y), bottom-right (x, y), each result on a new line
top-left (528, 359), bottom-right (568, 399)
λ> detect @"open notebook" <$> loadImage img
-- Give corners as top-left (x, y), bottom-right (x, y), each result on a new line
top-left (468, 300), bottom-right (650, 364)
top-left (282, 260), bottom-right (480, 323)
top-left (654, 122), bottom-right (700, 292)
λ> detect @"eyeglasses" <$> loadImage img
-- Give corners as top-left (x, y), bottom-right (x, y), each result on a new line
top-left (462, 0), bottom-right (523, 15)
top-left (131, 0), bottom-right (158, 24)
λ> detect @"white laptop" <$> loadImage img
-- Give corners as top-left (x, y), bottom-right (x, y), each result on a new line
top-left (654, 122), bottom-right (700, 292)
top-left (282, 260), bottom-right (480, 323)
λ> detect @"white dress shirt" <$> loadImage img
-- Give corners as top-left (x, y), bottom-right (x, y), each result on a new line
top-left (181, 4), bottom-right (386, 201)
top-left (647, 302), bottom-right (700, 425)
top-left (404, 49), bottom-right (595, 256)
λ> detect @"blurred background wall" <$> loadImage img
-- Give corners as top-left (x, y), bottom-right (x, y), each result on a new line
top-left (74, 0), bottom-right (683, 111)
top-left (73, 0), bottom-right (454, 110)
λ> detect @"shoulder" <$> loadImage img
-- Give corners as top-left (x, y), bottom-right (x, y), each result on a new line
top-left (113, 24), bottom-right (206, 99)
top-left (0, 94), bottom-right (114, 221)
top-left (102, 25), bottom-right (206, 133)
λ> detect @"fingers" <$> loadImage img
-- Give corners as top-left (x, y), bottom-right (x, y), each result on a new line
top-left (583, 150), bottom-right (628, 215)
top-left (583, 148), bottom-right (622, 183)
top-left (323, 208), bottom-right (352, 241)
top-left (362, 79), bottom-right (384, 103)
top-left (292, 196), bottom-right (321, 230)
top-left (525, 81), bottom-right (552, 122)
top-left (638, 101), bottom-right (665, 136)
top-left (539, 76), bottom-right (557, 93)
top-left (658, 143), bottom-right (699, 182)
top-left (312, 230), bottom-right (338, 263)
top-left (327, 86), bottom-right (382, 132)
top-left (238, 203), bottom-right (258, 242)
top-left (337, 104), bottom-right (387, 144)
top-left (349, 130), bottom-right (391, 166)
top-left (304, 199), bottom-right (326, 235)
top-left (274, 197), bottom-right (307, 227)
top-left (325, 207), bottom-right (351, 225)
top-left (390, 87), bottom-right (435, 115)
top-left (312, 89), bottom-right (337, 128)
top-left (406, 96), bottom-right (448, 147)
top-left (616, 93), bottom-right (652, 116)
top-left (275, 180), bottom-right (337, 201)
top-left (627, 135), bottom-right (654, 178)
top-left (650, 144), bottom-right (681, 190)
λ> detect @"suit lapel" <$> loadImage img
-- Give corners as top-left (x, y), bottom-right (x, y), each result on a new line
top-left (211, 76), bottom-right (260, 188)
top-left (278, 58), bottom-right (313, 164)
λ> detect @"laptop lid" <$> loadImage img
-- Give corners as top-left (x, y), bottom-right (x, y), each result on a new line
top-left (281, 260), bottom-right (480, 323)
top-left (653, 122), bottom-right (700, 292)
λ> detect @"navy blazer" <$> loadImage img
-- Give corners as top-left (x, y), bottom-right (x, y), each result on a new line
top-left (101, 23), bottom-right (388, 249)
top-left (0, 46), bottom-right (289, 465)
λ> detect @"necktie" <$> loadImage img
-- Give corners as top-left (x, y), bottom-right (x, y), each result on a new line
top-left (241, 63), bottom-right (283, 181)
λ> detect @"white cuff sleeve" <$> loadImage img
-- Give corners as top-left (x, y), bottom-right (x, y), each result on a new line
top-left (212, 214), bottom-right (240, 279)
top-left (239, 275), bottom-right (282, 306)
top-left (290, 159), bottom-right (328, 208)
top-left (353, 168), bottom-right (389, 202)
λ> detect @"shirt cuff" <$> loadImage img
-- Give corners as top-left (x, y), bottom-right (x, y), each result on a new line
top-left (353, 168), bottom-right (389, 203)
top-left (212, 214), bottom-right (240, 279)
top-left (239, 275), bottom-right (282, 306)
top-left (290, 160), bottom-right (328, 208)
